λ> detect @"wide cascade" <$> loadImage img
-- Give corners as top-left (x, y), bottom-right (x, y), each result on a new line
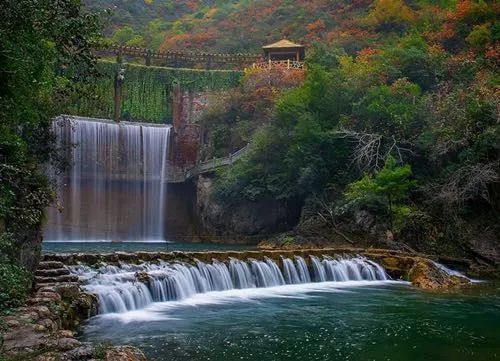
top-left (70, 256), bottom-right (390, 314)
top-left (45, 116), bottom-right (171, 241)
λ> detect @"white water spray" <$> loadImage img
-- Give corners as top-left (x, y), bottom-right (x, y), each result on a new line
top-left (70, 255), bottom-right (390, 314)
top-left (45, 116), bottom-right (171, 241)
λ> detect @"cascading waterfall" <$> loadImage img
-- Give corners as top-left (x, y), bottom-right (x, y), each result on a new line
top-left (45, 116), bottom-right (171, 241)
top-left (69, 255), bottom-right (390, 315)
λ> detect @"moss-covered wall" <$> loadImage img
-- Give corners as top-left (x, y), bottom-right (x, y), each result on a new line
top-left (63, 61), bottom-right (242, 123)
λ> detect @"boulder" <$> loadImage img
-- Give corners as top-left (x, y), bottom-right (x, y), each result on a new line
top-left (54, 337), bottom-right (81, 351)
top-left (105, 346), bottom-right (147, 361)
top-left (408, 258), bottom-right (471, 290)
top-left (135, 271), bottom-right (151, 284)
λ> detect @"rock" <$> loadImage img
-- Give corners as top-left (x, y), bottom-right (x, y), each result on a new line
top-left (72, 292), bottom-right (98, 319)
top-left (35, 268), bottom-right (71, 277)
top-left (354, 210), bottom-right (375, 231)
top-left (35, 274), bottom-right (79, 284)
top-left (37, 261), bottom-right (65, 270)
top-left (31, 305), bottom-right (52, 319)
top-left (4, 317), bottom-right (21, 328)
top-left (37, 318), bottom-right (57, 332)
top-left (65, 344), bottom-right (95, 359)
top-left (135, 271), bottom-right (150, 283)
top-left (408, 258), bottom-right (471, 290)
top-left (36, 291), bottom-right (62, 302)
top-left (33, 324), bottom-right (46, 332)
top-left (35, 352), bottom-right (59, 361)
top-left (55, 337), bottom-right (81, 351)
top-left (196, 174), bottom-right (301, 237)
top-left (2, 325), bottom-right (47, 352)
top-left (19, 311), bottom-right (39, 323)
top-left (64, 343), bottom-right (94, 361)
top-left (53, 283), bottom-right (81, 300)
top-left (27, 297), bottom-right (59, 306)
top-left (58, 329), bottom-right (75, 338)
top-left (105, 346), bottom-right (147, 361)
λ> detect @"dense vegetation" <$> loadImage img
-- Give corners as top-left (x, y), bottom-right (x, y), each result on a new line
top-left (87, 0), bottom-right (498, 57)
top-left (0, 0), bottom-right (101, 311)
top-left (207, 0), bottom-right (499, 255)
top-left (67, 61), bottom-right (242, 123)
top-left (80, 0), bottom-right (498, 255)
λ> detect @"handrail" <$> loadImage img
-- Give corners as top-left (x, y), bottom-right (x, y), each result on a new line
top-left (252, 60), bottom-right (305, 70)
top-left (100, 44), bottom-right (262, 65)
top-left (167, 144), bottom-right (249, 182)
top-left (186, 143), bottom-right (250, 178)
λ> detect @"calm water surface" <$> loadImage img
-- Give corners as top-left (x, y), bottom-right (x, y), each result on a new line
top-left (42, 241), bottom-right (255, 253)
top-left (80, 282), bottom-right (500, 361)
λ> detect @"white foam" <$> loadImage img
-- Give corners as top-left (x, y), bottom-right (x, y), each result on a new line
top-left (100, 280), bottom-right (406, 322)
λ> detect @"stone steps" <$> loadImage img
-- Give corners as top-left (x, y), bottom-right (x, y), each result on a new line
top-left (35, 268), bottom-right (70, 277)
top-left (37, 261), bottom-right (65, 270)
top-left (35, 274), bottom-right (79, 285)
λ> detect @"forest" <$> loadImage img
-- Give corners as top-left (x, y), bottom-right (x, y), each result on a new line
top-left (0, 1), bottom-right (499, 360)
top-left (197, 0), bottom-right (499, 260)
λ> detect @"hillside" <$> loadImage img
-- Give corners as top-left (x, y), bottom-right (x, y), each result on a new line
top-left (86, 0), bottom-right (475, 53)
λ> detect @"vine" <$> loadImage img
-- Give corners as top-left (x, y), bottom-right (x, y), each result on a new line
top-left (64, 61), bottom-right (243, 123)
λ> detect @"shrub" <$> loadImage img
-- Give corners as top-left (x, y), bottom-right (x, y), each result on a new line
top-left (0, 262), bottom-right (29, 313)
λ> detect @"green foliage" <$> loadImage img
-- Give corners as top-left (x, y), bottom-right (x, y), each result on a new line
top-left (0, 233), bottom-right (29, 312)
top-left (466, 23), bottom-right (492, 50)
top-left (0, 0), bottom-right (102, 310)
top-left (344, 157), bottom-right (416, 229)
top-left (65, 61), bottom-right (242, 123)
top-left (0, 262), bottom-right (29, 313)
top-left (352, 78), bottom-right (423, 137)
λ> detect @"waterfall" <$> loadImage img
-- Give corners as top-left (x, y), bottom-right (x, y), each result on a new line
top-left (70, 255), bottom-right (390, 314)
top-left (45, 116), bottom-right (171, 241)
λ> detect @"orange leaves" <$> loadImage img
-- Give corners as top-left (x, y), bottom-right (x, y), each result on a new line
top-left (484, 43), bottom-right (500, 67)
top-left (366, 0), bottom-right (415, 28)
top-left (307, 19), bottom-right (326, 33)
top-left (357, 47), bottom-right (380, 61)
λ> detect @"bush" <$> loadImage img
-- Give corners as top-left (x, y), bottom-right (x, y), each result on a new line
top-left (0, 262), bottom-right (29, 313)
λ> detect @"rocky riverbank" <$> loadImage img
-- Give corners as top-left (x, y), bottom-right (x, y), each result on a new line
top-left (0, 260), bottom-right (146, 361)
top-left (1, 247), bottom-right (478, 360)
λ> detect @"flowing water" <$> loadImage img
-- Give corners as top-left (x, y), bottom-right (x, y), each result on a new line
top-left (80, 282), bottom-right (500, 361)
top-left (71, 256), bottom-right (389, 314)
top-left (45, 116), bottom-right (171, 241)
top-left (43, 117), bottom-right (500, 360)
top-left (77, 256), bottom-right (500, 361)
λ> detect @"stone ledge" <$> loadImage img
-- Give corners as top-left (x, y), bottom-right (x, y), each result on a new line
top-left (42, 247), bottom-right (474, 290)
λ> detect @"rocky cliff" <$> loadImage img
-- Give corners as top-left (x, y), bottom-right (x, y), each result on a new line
top-left (196, 175), bottom-right (301, 241)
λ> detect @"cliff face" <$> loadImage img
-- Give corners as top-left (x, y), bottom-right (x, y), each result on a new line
top-left (196, 175), bottom-right (301, 241)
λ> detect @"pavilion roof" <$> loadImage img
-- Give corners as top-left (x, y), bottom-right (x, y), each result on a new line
top-left (262, 39), bottom-right (304, 49)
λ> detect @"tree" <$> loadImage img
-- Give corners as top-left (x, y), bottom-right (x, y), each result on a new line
top-left (345, 157), bottom-right (416, 230)
top-left (366, 0), bottom-right (415, 31)
top-left (0, 0), bottom-right (102, 310)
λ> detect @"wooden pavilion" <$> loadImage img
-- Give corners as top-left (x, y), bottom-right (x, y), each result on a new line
top-left (262, 39), bottom-right (305, 62)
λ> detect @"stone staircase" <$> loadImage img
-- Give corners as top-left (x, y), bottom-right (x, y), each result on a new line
top-left (34, 261), bottom-right (79, 291)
